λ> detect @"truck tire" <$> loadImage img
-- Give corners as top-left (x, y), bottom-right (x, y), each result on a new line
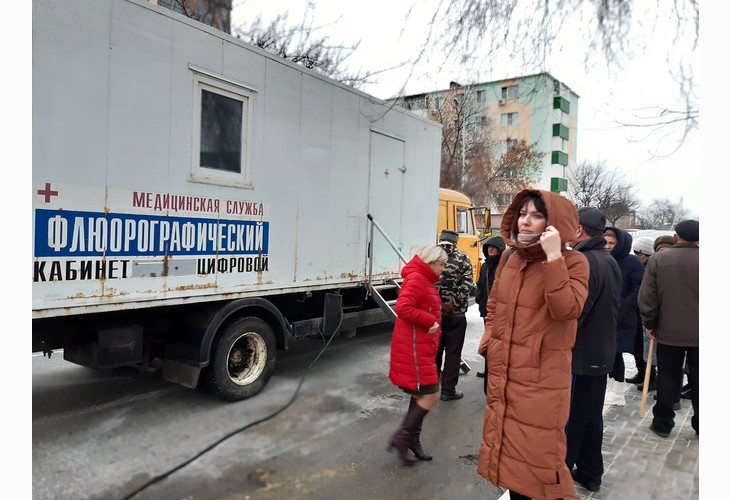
top-left (202, 317), bottom-right (276, 401)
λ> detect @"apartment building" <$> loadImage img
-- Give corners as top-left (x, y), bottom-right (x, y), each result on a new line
top-left (397, 73), bottom-right (578, 220)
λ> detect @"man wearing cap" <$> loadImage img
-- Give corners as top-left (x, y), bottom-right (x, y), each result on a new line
top-left (435, 229), bottom-right (473, 401)
top-left (638, 219), bottom-right (699, 437)
top-left (565, 207), bottom-right (622, 492)
top-left (653, 235), bottom-right (675, 253)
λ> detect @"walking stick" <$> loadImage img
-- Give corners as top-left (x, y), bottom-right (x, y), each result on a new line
top-left (639, 338), bottom-right (655, 418)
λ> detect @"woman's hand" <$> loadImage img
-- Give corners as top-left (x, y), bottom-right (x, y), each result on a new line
top-left (427, 322), bottom-right (440, 334)
top-left (539, 225), bottom-right (562, 261)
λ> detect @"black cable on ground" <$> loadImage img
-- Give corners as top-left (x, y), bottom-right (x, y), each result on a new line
top-left (120, 319), bottom-right (341, 500)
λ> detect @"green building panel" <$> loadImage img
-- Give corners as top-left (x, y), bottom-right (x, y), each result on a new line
top-left (553, 96), bottom-right (570, 113)
top-left (551, 177), bottom-right (568, 193)
top-left (551, 151), bottom-right (569, 165)
top-left (552, 123), bottom-right (570, 140)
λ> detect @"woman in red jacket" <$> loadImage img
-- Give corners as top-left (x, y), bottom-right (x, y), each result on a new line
top-left (388, 245), bottom-right (447, 464)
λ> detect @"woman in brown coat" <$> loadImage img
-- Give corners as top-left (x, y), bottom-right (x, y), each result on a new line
top-left (477, 190), bottom-right (589, 500)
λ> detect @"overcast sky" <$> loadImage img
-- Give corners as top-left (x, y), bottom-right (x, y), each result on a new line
top-left (232, 0), bottom-right (702, 217)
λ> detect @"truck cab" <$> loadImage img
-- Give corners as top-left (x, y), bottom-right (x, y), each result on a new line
top-left (437, 188), bottom-right (491, 282)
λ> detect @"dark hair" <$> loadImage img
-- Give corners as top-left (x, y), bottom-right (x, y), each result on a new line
top-left (583, 226), bottom-right (603, 238)
top-left (518, 194), bottom-right (547, 217)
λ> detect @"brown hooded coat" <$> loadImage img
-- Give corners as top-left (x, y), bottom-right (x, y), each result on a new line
top-left (477, 190), bottom-right (589, 500)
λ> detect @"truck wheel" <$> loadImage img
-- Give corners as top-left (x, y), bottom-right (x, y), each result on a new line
top-left (202, 317), bottom-right (276, 401)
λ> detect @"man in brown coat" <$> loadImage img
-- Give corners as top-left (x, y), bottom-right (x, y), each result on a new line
top-left (638, 220), bottom-right (699, 437)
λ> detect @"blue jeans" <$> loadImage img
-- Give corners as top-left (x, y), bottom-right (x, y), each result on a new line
top-left (642, 326), bottom-right (657, 366)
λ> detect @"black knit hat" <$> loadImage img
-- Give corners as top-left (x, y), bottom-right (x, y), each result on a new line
top-left (675, 220), bottom-right (699, 242)
top-left (577, 207), bottom-right (606, 232)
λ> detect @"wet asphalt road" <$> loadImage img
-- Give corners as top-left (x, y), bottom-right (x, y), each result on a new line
top-left (32, 304), bottom-right (504, 500)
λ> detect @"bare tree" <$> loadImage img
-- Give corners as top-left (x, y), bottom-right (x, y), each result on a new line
top-left (170, 0), bottom-right (232, 33)
top-left (644, 197), bottom-right (691, 230)
top-left (483, 140), bottom-right (544, 208)
top-left (413, 84), bottom-right (544, 207)
top-left (232, 5), bottom-right (399, 89)
top-left (410, 0), bottom-right (699, 152)
top-left (426, 84), bottom-right (493, 197)
top-left (571, 160), bottom-right (640, 226)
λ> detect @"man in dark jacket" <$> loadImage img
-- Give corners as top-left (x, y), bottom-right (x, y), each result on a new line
top-left (474, 236), bottom-right (506, 387)
top-left (639, 220), bottom-right (699, 437)
top-left (565, 207), bottom-right (622, 492)
top-left (475, 236), bottom-right (506, 319)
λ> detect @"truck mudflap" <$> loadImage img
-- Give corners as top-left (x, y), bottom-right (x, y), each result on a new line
top-left (64, 324), bottom-right (143, 369)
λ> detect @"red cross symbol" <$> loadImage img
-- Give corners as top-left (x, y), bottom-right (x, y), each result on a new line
top-left (37, 182), bottom-right (59, 203)
top-left (384, 169), bottom-right (390, 178)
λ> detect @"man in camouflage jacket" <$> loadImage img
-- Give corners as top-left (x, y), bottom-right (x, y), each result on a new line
top-left (435, 229), bottom-right (474, 400)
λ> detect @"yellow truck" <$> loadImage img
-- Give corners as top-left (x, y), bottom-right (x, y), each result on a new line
top-left (437, 188), bottom-right (491, 282)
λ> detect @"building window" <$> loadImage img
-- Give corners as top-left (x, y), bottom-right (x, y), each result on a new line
top-left (500, 139), bottom-right (518, 155)
top-left (477, 90), bottom-right (484, 103)
top-left (500, 112), bottom-right (518, 126)
top-left (407, 97), bottom-right (426, 110)
top-left (501, 85), bottom-right (519, 100)
top-left (501, 166), bottom-right (517, 179)
top-left (498, 193), bottom-right (514, 206)
top-left (191, 70), bottom-right (255, 187)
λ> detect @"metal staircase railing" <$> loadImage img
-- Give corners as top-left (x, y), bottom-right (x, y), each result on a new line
top-left (365, 214), bottom-right (407, 322)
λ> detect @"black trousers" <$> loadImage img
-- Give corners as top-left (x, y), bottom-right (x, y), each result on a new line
top-left (436, 315), bottom-right (467, 395)
top-left (609, 352), bottom-right (625, 382)
top-left (565, 374), bottom-right (607, 484)
top-left (653, 343), bottom-right (699, 434)
top-left (632, 318), bottom-right (646, 374)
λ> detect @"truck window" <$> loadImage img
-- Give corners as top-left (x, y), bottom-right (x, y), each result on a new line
top-left (191, 70), bottom-right (255, 187)
top-left (455, 207), bottom-right (473, 235)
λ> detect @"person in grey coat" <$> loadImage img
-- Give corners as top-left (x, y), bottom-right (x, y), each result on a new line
top-left (638, 220), bottom-right (699, 437)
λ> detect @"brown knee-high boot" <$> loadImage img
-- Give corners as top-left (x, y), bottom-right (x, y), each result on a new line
top-left (407, 397), bottom-right (432, 461)
top-left (388, 397), bottom-right (431, 463)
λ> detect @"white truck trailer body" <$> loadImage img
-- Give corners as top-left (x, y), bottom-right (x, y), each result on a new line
top-left (32, 0), bottom-right (442, 400)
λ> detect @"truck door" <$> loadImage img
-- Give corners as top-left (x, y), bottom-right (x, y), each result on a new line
top-left (368, 130), bottom-right (405, 272)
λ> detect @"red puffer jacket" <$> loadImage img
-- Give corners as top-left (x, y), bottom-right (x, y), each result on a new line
top-left (389, 255), bottom-right (442, 391)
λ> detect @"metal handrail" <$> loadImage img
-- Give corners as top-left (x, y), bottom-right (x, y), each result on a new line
top-left (366, 213), bottom-right (408, 290)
